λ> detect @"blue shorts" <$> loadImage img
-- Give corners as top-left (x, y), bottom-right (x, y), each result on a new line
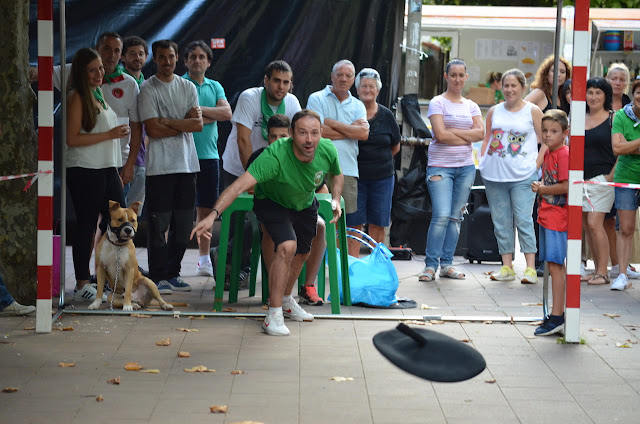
top-left (539, 226), bottom-right (567, 265)
top-left (614, 186), bottom-right (640, 211)
top-left (195, 159), bottom-right (220, 208)
top-left (346, 175), bottom-right (395, 227)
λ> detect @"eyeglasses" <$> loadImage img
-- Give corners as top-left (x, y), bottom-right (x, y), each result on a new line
top-left (359, 71), bottom-right (380, 80)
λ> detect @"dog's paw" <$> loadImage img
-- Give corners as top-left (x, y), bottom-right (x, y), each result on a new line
top-left (88, 300), bottom-right (101, 310)
top-left (132, 303), bottom-right (142, 310)
top-left (161, 303), bottom-right (174, 311)
top-left (123, 304), bottom-right (133, 312)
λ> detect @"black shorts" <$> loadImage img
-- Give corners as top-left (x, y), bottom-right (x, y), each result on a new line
top-left (253, 196), bottom-right (319, 254)
top-left (195, 159), bottom-right (220, 208)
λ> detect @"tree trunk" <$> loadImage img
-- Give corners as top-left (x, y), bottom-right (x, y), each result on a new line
top-left (0, 0), bottom-right (38, 304)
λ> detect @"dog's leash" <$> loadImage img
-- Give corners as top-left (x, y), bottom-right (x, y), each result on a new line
top-left (109, 247), bottom-right (120, 311)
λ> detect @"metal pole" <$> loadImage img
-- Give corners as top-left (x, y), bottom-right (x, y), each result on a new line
top-left (551, 0), bottom-right (563, 109)
top-left (400, 0), bottom-right (422, 176)
top-left (59, 0), bottom-right (67, 312)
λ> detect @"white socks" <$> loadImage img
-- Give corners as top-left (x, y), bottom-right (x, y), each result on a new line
top-left (199, 255), bottom-right (210, 265)
top-left (269, 306), bottom-right (282, 316)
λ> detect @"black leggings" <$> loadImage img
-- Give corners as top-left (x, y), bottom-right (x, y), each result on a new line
top-left (145, 173), bottom-right (196, 282)
top-left (67, 167), bottom-right (125, 281)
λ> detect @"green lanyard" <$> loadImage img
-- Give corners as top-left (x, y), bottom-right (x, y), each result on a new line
top-left (261, 89), bottom-right (285, 140)
top-left (92, 88), bottom-right (107, 110)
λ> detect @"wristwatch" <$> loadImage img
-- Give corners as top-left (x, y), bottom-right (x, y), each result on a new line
top-left (331, 200), bottom-right (339, 211)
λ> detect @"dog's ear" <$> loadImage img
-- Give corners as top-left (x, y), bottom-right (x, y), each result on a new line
top-left (130, 201), bottom-right (142, 216)
top-left (109, 200), bottom-right (121, 212)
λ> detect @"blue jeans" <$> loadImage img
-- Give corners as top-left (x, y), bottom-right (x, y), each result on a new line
top-left (0, 274), bottom-right (15, 311)
top-left (424, 165), bottom-right (476, 269)
top-left (483, 172), bottom-right (538, 255)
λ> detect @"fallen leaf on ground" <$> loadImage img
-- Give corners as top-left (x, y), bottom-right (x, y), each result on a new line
top-left (184, 366), bottom-right (215, 373)
top-left (23, 326), bottom-right (35, 330)
top-left (59, 362), bottom-right (76, 367)
top-left (261, 305), bottom-right (268, 310)
top-left (521, 302), bottom-right (543, 306)
top-left (222, 307), bottom-right (236, 312)
top-left (525, 336), bottom-right (536, 339)
top-left (485, 379), bottom-right (497, 384)
top-left (429, 320), bottom-right (445, 324)
top-left (616, 342), bottom-right (632, 348)
top-left (2, 387), bottom-right (18, 393)
top-left (168, 302), bottom-right (188, 307)
top-left (139, 369), bottom-right (160, 374)
top-left (625, 339), bottom-right (639, 344)
top-left (125, 362), bottom-right (143, 371)
top-left (528, 321), bottom-right (544, 326)
top-left (455, 320), bottom-right (471, 324)
top-left (155, 338), bottom-right (171, 346)
top-left (421, 304), bottom-right (439, 310)
top-left (623, 324), bottom-right (639, 329)
top-left (210, 405), bottom-right (228, 413)
top-left (178, 351), bottom-right (191, 358)
top-left (597, 334), bottom-right (607, 337)
top-left (460, 339), bottom-right (472, 343)
top-left (483, 271), bottom-right (494, 275)
top-left (130, 313), bottom-right (152, 318)
top-left (329, 376), bottom-right (353, 382)
top-left (589, 328), bottom-right (605, 332)
top-left (482, 321), bottom-right (493, 325)
top-left (176, 328), bottom-right (198, 332)
top-left (53, 326), bottom-right (74, 331)
top-left (231, 370), bottom-right (245, 375)
top-left (189, 315), bottom-right (206, 320)
top-left (107, 377), bottom-right (120, 385)
top-left (96, 394), bottom-right (104, 402)
top-left (603, 313), bottom-right (621, 318)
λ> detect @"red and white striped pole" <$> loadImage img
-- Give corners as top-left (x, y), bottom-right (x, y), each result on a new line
top-left (566, 0), bottom-right (590, 343)
top-left (36, 0), bottom-right (54, 333)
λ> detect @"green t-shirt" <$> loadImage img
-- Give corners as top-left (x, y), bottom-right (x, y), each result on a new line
top-left (182, 74), bottom-right (227, 160)
top-left (612, 108), bottom-right (640, 183)
top-left (248, 137), bottom-right (341, 211)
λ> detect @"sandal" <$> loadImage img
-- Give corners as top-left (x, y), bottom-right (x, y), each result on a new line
top-left (587, 274), bottom-right (610, 285)
top-left (440, 265), bottom-right (465, 280)
top-left (418, 267), bottom-right (436, 282)
top-left (580, 273), bottom-right (594, 282)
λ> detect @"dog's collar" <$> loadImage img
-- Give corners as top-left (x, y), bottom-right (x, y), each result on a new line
top-left (106, 235), bottom-right (128, 247)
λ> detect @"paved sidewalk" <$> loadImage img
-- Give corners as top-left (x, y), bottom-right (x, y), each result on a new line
top-left (1, 247), bottom-right (639, 423)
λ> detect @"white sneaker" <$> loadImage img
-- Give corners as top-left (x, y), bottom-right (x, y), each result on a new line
top-left (611, 274), bottom-right (630, 291)
top-left (490, 265), bottom-right (516, 281)
top-left (626, 266), bottom-right (640, 279)
top-left (73, 284), bottom-right (107, 301)
top-left (0, 301), bottom-right (36, 316)
top-left (283, 297), bottom-right (314, 322)
top-left (262, 311), bottom-right (290, 336)
top-left (196, 260), bottom-right (214, 277)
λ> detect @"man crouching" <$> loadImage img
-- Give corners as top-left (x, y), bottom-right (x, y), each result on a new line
top-left (191, 109), bottom-right (343, 335)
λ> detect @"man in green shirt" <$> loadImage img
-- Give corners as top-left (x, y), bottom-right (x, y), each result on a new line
top-left (191, 110), bottom-right (343, 336)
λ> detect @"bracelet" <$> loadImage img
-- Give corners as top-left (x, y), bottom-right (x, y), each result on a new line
top-left (212, 208), bottom-right (220, 218)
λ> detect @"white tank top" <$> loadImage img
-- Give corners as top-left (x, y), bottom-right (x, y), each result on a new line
top-left (479, 101), bottom-right (538, 182)
top-left (66, 104), bottom-right (122, 169)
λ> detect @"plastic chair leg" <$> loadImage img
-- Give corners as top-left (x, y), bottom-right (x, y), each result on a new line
top-left (249, 215), bottom-right (261, 297)
top-left (228, 211), bottom-right (246, 304)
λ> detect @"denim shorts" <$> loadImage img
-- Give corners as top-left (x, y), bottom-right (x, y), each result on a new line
top-left (346, 175), bottom-right (394, 227)
top-left (539, 226), bottom-right (567, 265)
top-left (614, 186), bottom-right (640, 211)
top-left (195, 159), bottom-right (220, 208)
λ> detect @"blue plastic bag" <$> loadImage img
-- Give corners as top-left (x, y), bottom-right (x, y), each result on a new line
top-left (329, 230), bottom-right (399, 307)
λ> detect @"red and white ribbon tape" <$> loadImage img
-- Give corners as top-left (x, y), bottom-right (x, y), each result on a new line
top-left (573, 180), bottom-right (640, 190)
top-left (0, 170), bottom-right (53, 191)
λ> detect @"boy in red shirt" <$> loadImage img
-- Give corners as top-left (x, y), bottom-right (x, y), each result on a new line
top-left (531, 109), bottom-right (570, 336)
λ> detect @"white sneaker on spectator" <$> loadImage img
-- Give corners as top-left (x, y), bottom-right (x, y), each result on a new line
top-left (73, 284), bottom-right (107, 301)
top-left (611, 274), bottom-right (630, 291)
top-left (196, 260), bottom-right (214, 277)
top-left (626, 266), bottom-right (640, 279)
top-left (283, 297), bottom-right (314, 322)
top-left (0, 301), bottom-right (36, 316)
top-left (262, 310), bottom-right (290, 336)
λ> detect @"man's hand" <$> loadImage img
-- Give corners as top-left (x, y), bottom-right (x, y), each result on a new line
top-left (330, 206), bottom-right (342, 224)
top-left (353, 118), bottom-right (370, 130)
top-left (190, 212), bottom-right (215, 241)
top-left (120, 162), bottom-right (134, 184)
top-left (531, 181), bottom-right (542, 193)
top-left (185, 106), bottom-right (202, 119)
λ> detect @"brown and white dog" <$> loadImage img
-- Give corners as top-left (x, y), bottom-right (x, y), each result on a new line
top-left (89, 201), bottom-right (173, 311)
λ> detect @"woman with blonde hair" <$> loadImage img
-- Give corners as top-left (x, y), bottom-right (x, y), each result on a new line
top-left (607, 63), bottom-right (631, 112)
top-left (525, 55), bottom-right (572, 113)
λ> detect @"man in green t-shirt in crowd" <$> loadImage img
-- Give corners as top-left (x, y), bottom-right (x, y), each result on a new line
top-left (191, 110), bottom-right (343, 336)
